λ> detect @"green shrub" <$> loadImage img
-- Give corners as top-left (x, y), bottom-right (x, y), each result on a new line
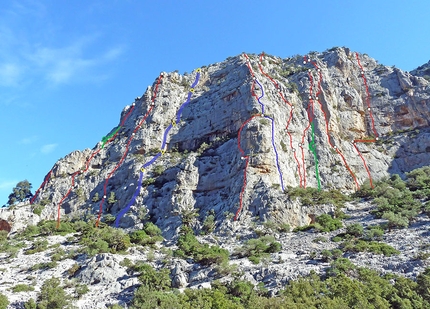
top-left (92, 192), bottom-right (100, 202)
top-left (37, 278), bottom-right (75, 309)
top-left (143, 222), bottom-right (162, 237)
top-left (332, 236), bottom-right (343, 242)
top-left (287, 186), bottom-right (351, 208)
top-left (0, 293), bottom-right (8, 309)
top-left (315, 214), bottom-right (342, 232)
top-left (126, 264), bottom-right (430, 309)
top-left (175, 228), bottom-right (229, 266)
top-left (130, 222), bottom-right (163, 246)
top-left (32, 204), bottom-right (45, 216)
top-left (107, 192), bottom-right (117, 205)
top-left (356, 172), bottom-right (424, 227)
top-left (134, 263), bottom-right (171, 291)
top-left (278, 223), bottom-right (291, 233)
top-left (152, 165), bottom-right (165, 176)
top-left (24, 299), bottom-right (36, 309)
top-left (51, 248), bottom-right (66, 262)
top-left (345, 223), bottom-right (364, 237)
top-left (342, 240), bottom-right (399, 256)
top-left (68, 263), bottom-right (80, 277)
top-left (31, 261), bottom-right (58, 271)
top-left (24, 239), bottom-right (48, 255)
top-left (364, 225), bottom-right (384, 240)
top-left (12, 284), bottom-right (35, 293)
top-left (80, 225), bottom-right (130, 255)
top-left (382, 211), bottom-right (409, 230)
top-left (202, 215), bottom-right (215, 233)
top-left (236, 235), bottom-right (281, 264)
top-left (75, 284), bottom-right (89, 298)
top-left (417, 268), bottom-right (430, 303)
top-left (326, 258), bottom-right (356, 276)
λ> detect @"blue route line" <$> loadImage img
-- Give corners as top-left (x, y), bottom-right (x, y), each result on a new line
top-left (254, 78), bottom-right (285, 191)
top-left (115, 70), bottom-right (201, 227)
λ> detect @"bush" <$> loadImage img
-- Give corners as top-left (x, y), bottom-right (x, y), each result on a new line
top-left (37, 278), bottom-right (75, 309)
top-left (32, 204), bottom-right (45, 216)
top-left (342, 240), bottom-right (399, 256)
top-left (152, 165), bottom-right (165, 176)
top-left (345, 223), bottom-right (364, 237)
top-left (357, 172), bottom-right (424, 227)
top-left (31, 261), bottom-right (58, 271)
top-left (68, 263), bottom-right (80, 277)
top-left (175, 228), bottom-right (229, 266)
top-left (236, 235), bottom-right (281, 264)
top-left (75, 284), bottom-right (90, 298)
top-left (382, 211), bottom-right (409, 230)
top-left (0, 293), bottom-right (9, 309)
top-left (326, 258), bottom-right (356, 277)
top-left (364, 225), bottom-right (384, 240)
top-left (126, 264), bottom-right (430, 309)
top-left (24, 299), bottom-right (37, 309)
top-left (202, 215), bottom-right (215, 233)
top-left (80, 225), bottom-right (130, 255)
top-left (24, 239), bottom-right (48, 255)
top-left (130, 222), bottom-right (163, 246)
top-left (134, 263), bottom-right (171, 291)
top-left (12, 284), bottom-right (35, 293)
top-left (315, 214), bottom-right (342, 232)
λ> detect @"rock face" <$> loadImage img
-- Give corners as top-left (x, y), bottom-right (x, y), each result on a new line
top-left (26, 47), bottom-right (430, 237)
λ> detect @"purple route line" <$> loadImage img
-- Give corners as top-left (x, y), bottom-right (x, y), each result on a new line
top-left (115, 171), bottom-right (144, 227)
top-left (254, 78), bottom-right (285, 191)
top-left (161, 124), bottom-right (173, 150)
top-left (115, 71), bottom-right (201, 227)
top-left (265, 115), bottom-right (285, 191)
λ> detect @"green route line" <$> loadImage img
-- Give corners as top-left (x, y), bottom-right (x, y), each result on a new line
top-left (101, 126), bottom-right (121, 148)
top-left (308, 122), bottom-right (321, 190)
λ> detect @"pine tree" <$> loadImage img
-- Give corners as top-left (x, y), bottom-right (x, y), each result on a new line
top-left (7, 180), bottom-right (32, 205)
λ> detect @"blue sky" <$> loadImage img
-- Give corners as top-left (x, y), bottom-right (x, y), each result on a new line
top-left (1, 0), bottom-right (429, 205)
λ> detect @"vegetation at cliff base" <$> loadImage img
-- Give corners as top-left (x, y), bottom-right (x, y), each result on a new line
top-left (355, 166), bottom-right (430, 229)
top-left (128, 262), bottom-right (430, 309)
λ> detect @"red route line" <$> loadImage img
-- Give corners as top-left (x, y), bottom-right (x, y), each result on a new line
top-left (56, 91), bottom-right (139, 228)
top-left (305, 56), bottom-right (360, 190)
top-left (257, 53), bottom-right (303, 187)
top-left (353, 52), bottom-right (379, 188)
top-left (30, 170), bottom-right (53, 204)
top-left (234, 114), bottom-right (260, 221)
top-left (95, 74), bottom-right (164, 226)
top-left (355, 53), bottom-right (378, 138)
top-left (233, 53), bottom-right (268, 220)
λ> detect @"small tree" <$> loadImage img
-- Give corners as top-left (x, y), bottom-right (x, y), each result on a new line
top-left (92, 192), bottom-right (100, 202)
top-left (107, 192), bottom-right (117, 205)
top-left (7, 180), bottom-right (32, 205)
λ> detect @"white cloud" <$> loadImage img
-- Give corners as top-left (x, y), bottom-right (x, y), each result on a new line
top-left (0, 180), bottom-right (17, 191)
top-left (0, 62), bottom-right (22, 86)
top-left (40, 143), bottom-right (58, 154)
top-left (0, 3), bottom-right (125, 89)
top-left (18, 135), bottom-right (39, 145)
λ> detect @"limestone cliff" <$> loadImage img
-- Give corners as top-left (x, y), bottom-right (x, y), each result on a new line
top-left (26, 47), bottom-right (430, 237)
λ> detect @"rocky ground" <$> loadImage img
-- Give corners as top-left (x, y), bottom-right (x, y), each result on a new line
top-left (1, 199), bottom-right (429, 309)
